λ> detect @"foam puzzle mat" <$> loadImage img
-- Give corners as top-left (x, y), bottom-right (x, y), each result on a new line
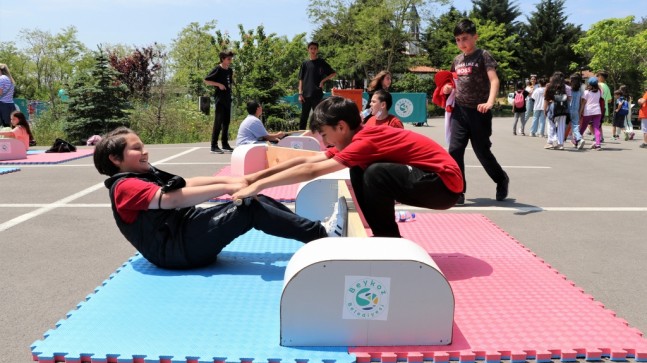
top-left (31, 214), bottom-right (647, 363)
top-left (0, 166), bottom-right (20, 175)
top-left (0, 148), bottom-right (94, 165)
top-left (210, 165), bottom-right (299, 202)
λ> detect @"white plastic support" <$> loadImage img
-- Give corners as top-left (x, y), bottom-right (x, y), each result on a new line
top-left (0, 138), bottom-right (27, 161)
top-left (280, 237), bottom-right (454, 347)
top-left (276, 136), bottom-right (322, 151)
top-left (230, 143), bottom-right (268, 176)
top-left (294, 169), bottom-right (350, 221)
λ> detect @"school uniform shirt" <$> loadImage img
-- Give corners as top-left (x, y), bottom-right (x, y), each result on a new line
top-left (324, 126), bottom-right (463, 193)
top-left (363, 114), bottom-right (404, 128)
top-left (113, 178), bottom-right (159, 223)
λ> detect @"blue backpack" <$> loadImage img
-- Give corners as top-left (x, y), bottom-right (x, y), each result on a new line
top-left (617, 98), bottom-right (629, 116)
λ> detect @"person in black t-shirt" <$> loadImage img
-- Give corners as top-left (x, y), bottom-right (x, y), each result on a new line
top-left (298, 41), bottom-right (336, 130)
top-left (204, 51), bottom-right (234, 154)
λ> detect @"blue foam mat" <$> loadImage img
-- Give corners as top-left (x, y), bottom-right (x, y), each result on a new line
top-left (0, 167), bottom-right (20, 175)
top-left (31, 230), bottom-right (353, 363)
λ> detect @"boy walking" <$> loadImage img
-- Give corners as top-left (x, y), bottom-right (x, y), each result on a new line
top-left (443, 19), bottom-right (509, 204)
top-left (232, 96), bottom-right (463, 238)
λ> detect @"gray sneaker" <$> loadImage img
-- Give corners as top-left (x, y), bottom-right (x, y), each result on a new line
top-left (323, 197), bottom-right (348, 237)
top-left (577, 139), bottom-right (585, 150)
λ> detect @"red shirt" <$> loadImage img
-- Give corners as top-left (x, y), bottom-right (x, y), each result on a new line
top-left (364, 114), bottom-right (404, 128)
top-left (113, 178), bottom-right (159, 223)
top-left (325, 126), bottom-right (463, 193)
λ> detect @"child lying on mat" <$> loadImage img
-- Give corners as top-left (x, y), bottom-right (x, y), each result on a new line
top-left (93, 127), bottom-right (347, 270)
top-left (233, 96), bottom-right (463, 238)
top-left (0, 111), bottom-right (33, 151)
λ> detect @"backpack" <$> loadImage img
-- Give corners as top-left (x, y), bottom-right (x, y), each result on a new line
top-left (514, 91), bottom-right (525, 109)
top-left (617, 98), bottom-right (629, 116)
top-left (45, 138), bottom-right (77, 153)
top-left (553, 92), bottom-right (569, 117)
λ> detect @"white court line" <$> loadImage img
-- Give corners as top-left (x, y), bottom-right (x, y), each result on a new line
top-left (0, 147), bottom-right (200, 232)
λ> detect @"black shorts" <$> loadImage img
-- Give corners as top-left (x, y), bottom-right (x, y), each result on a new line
top-left (613, 113), bottom-right (626, 128)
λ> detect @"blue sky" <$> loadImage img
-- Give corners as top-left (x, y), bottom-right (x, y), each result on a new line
top-left (0, 0), bottom-right (643, 49)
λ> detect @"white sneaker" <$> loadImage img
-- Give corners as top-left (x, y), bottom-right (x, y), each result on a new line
top-left (322, 197), bottom-right (348, 237)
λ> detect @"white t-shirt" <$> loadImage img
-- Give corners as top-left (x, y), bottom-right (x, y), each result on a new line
top-left (532, 87), bottom-right (545, 111)
top-left (582, 90), bottom-right (602, 116)
top-left (236, 114), bottom-right (269, 146)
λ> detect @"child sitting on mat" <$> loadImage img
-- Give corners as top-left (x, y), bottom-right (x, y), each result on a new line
top-left (93, 127), bottom-right (346, 270)
top-left (0, 111), bottom-right (34, 151)
top-left (232, 96), bottom-right (463, 238)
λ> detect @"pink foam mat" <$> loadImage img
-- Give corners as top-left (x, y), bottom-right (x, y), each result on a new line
top-left (0, 148), bottom-right (94, 165)
top-left (210, 165), bottom-right (299, 202)
top-left (351, 214), bottom-right (647, 362)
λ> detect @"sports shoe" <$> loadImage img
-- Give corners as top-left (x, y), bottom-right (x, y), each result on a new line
top-left (577, 139), bottom-right (585, 150)
top-left (456, 193), bottom-right (465, 205)
top-left (639, 143), bottom-right (647, 149)
top-left (323, 197), bottom-right (348, 237)
top-left (210, 147), bottom-right (224, 154)
top-left (554, 144), bottom-right (564, 150)
top-left (591, 144), bottom-right (602, 151)
top-left (624, 133), bottom-right (629, 141)
top-left (543, 143), bottom-right (554, 149)
top-left (630, 132), bottom-right (635, 140)
top-left (222, 145), bottom-right (234, 153)
top-left (496, 173), bottom-right (509, 202)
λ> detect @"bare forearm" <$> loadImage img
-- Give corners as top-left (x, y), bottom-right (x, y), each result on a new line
top-left (185, 175), bottom-right (245, 187)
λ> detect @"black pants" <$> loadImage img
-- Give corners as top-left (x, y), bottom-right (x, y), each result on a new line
top-left (182, 195), bottom-right (327, 267)
top-left (299, 94), bottom-right (324, 130)
top-left (211, 101), bottom-right (232, 149)
top-left (0, 102), bottom-right (14, 127)
top-left (448, 105), bottom-right (507, 193)
top-left (350, 163), bottom-right (460, 238)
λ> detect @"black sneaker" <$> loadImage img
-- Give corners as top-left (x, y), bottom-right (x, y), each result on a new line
top-left (496, 173), bottom-right (509, 201)
top-left (210, 147), bottom-right (224, 154)
top-left (222, 146), bottom-right (234, 153)
top-left (456, 193), bottom-right (465, 205)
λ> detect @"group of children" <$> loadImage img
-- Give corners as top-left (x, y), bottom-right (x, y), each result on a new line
top-left (94, 18), bottom-right (510, 270)
top-left (511, 71), bottom-right (640, 151)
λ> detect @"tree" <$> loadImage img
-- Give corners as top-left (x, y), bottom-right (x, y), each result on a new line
top-left (471, 0), bottom-right (521, 38)
top-left (519, 0), bottom-right (584, 78)
top-left (64, 49), bottom-right (130, 144)
top-left (108, 45), bottom-right (163, 101)
top-left (169, 20), bottom-right (229, 97)
top-left (422, 6), bottom-right (467, 69)
top-left (573, 16), bottom-right (647, 95)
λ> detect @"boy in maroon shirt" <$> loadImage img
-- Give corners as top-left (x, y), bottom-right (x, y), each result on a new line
top-left (233, 96), bottom-right (463, 237)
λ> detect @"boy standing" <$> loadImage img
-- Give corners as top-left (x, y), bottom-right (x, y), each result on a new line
top-left (298, 41), bottom-right (336, 130)
top-left (204, 51), bottom-right (235, 154)
top-left (443, 19), bottom-right (509, 204)
top-left (232, 96), bottom-right (463, 238)
top-left (94, 127), bottom-right (346, 270)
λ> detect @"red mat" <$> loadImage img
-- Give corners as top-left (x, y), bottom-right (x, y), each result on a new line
top-left (351, 214), bottom-right (647, 362)
top-left (0, 148), bottom-right (94, 165)
top-left (210, 165), bottom-right (299, 202)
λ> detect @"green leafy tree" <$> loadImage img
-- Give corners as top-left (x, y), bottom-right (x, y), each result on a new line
top-left (471, 0), bottom-right (521, 37)
top-left (169, 20), bottom-right (230, 97)
top-left (422, 7), bottom-right (467, 69)
top-left (65, 49), bottom-right (130, 143)
top-left (519, 0), bottom-right (584, 78)
top-left (573, 16), bottom-right (647, 94)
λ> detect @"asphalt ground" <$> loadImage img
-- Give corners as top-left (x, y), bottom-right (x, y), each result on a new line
top-left (1, 117), bottom-right (646, 362)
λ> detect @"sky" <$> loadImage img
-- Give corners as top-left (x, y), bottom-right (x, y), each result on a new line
top-left (0, 0), bottom-right (644, 50)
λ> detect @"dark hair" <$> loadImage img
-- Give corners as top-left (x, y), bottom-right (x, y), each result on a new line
top-left (246, 100), bottom-right (260, 115)
top-left (538, 77), bottom-right (547, 87)
top-left (310, 96), bottom-right (361, 133)
top-left (596, 70), bottom-right (608, 80)
top-left (307, 41), bottom-right (319, 48)
top-left (516, 81), bottom-right (524, 90)
top-left (544, 72), bottom-right (566, 101)
top-left (219, 50), bottom-right (234, 62)
top-left (454, 19), bottom-right (477, 36)
top-left (94, 127), bottom-right (134, 176)
top-left (619, 84), bottom-right (628, 96)
top-left (570, 73), bottom-right (582, 91)
top-left (9, 111), bottom-right (33, 140)
top-left (368, 71), bottom-right (391, 92)
top-left (373, 89), bottom-right (393, 110)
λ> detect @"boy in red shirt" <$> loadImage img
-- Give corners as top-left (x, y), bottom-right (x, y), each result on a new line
top-left (233, 96), bottom-right (463, 238)
top-left (94, 127), bottom-right (345, 269)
